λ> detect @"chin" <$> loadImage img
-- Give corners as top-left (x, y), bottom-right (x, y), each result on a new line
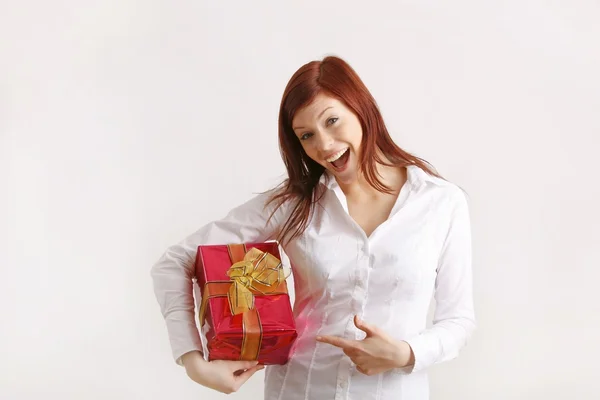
top-left (332, 167), bottom-right (358, 184)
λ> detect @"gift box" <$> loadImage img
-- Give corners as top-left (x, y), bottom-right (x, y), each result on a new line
top-left (194, 242), bottom-right (297, 364)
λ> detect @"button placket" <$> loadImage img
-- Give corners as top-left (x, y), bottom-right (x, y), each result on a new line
top-left (334, 357), bottom-right (352, 400)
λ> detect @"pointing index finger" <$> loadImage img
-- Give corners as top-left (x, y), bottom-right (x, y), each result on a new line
top-left (316, 335), bottom-right (357, 349)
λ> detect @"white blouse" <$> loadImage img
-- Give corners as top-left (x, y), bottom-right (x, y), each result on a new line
top-left (151, 164), bottom-right (476, 400)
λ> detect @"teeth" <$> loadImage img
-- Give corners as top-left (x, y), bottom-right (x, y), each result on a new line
top-left (326, 148), bottom-right (348, 163)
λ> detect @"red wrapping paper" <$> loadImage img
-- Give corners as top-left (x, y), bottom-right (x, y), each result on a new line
top-left (194, 242), bottom-right (297, 364)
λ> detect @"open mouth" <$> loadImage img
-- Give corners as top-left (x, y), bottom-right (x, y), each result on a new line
top-left (327, 148), bottom-right (350, 171)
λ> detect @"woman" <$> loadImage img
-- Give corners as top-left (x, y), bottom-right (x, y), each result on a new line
top-left (151, 55), bottom-right (475, 399)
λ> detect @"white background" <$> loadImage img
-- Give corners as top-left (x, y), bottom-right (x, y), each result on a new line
top-left (1, 1), bottom-right (599, 399)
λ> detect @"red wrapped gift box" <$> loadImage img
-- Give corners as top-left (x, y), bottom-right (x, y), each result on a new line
top-left (194, 242), bottom-right (297, 364)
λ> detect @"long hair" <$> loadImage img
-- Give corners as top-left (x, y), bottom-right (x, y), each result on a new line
top-left (265, 55), bottom-right (442, 246)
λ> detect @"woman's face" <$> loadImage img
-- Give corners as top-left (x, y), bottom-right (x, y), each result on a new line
top-left (291, 93), bottom-right (363, 185)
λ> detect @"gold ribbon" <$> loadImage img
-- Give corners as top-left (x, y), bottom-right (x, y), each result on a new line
top-left (199, 244), bottom-right (289, 360)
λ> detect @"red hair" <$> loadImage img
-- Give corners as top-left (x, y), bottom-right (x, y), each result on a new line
top-left (266, 55), bottom-right (442, 246)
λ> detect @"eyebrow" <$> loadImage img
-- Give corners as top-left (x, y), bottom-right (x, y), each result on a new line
top-left (292, 106), bottom-right (334, 131)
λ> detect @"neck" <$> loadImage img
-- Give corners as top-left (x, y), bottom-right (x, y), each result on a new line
top-left (337, 154), bottom-right (406, 199)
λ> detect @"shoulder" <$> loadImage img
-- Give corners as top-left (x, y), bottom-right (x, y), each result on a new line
top-left (433, 179), bottom-right (468, 206)
top-left (411, 165), bottom-right (470, 211)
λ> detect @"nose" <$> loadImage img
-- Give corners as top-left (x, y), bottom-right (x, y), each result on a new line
top-left (314, 131), bottom-right (334, 154)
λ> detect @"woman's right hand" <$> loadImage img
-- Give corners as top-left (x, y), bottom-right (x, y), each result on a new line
top-left (181, 351), bottom-right (265, 394)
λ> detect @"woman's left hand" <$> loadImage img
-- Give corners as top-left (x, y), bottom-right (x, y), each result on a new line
top-left (316, 315), bottom-right (415, 376)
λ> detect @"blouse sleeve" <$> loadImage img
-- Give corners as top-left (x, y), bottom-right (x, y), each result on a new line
top-left (150, 190), bottom-right (287, 365)
top-left (399, 188), bottom-right (476, 373)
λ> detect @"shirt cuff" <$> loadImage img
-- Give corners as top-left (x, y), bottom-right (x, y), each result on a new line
top-left (391, 337), bottom-right (426, 375)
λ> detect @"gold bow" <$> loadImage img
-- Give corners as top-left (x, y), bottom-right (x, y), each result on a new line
top-left (226, 247), bottom-right (287, 315)
top-left (199, 244), bottom-right (289, 361)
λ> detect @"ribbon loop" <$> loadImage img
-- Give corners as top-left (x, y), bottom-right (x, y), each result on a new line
top-left (225, 247), bottom-right (285, 316)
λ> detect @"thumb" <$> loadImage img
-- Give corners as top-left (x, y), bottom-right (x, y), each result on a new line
top-left (234, 363), bottom-right (265, 384)
top-left (354, 315), bottom-right (379, 337)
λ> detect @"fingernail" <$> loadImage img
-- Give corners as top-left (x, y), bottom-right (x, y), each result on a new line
top-left (316, 336), bottom-right (322, 340)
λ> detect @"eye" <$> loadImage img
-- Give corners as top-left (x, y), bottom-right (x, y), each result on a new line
top-left (300, 132), bottom-right (313, 141)
top-left (327, 117), bottom-right (338, 126)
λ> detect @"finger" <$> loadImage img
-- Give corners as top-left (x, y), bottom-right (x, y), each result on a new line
top-left (316, 335), bottom-right (357, 349)
top-left (234, 364), bottom-right (265, 384)
top-left (356, 365), bottom-right (366, 375)
top-left (355, 362), bottom-right (377, 376)
top-left (229, 359), bottom-right (260, 373)
top-left (343, 346), bottom-right (361, 358)
top-left (354, 315), bottom-right (379, 337)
